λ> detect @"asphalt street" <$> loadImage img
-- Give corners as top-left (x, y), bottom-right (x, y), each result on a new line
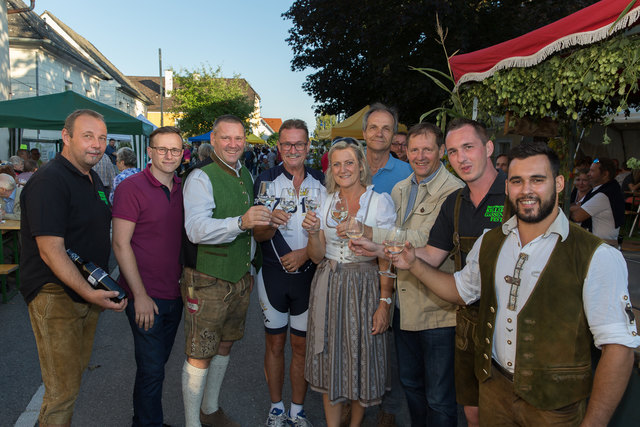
top-left (1, 282), bottom-right (411, 427)
top-left (1, 249), bottom-right (639, 427)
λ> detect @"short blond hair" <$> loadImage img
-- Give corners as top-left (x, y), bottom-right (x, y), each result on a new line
top-left (325, 141), bottom-right (371, 193)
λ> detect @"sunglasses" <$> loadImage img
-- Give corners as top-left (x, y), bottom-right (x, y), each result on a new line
top-left (331, 137), bottom-right (361, 147)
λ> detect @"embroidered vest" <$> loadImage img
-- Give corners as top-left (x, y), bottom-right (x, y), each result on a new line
top-left (195, 160), bottom-right (255, 282)
top-left (475, 222), bottom-right (601, 410)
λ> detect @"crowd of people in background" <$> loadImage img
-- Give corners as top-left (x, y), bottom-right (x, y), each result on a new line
top-left (11, 106), bottom-right (640, 427)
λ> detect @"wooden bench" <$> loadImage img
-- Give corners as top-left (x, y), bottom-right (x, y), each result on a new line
top-left (0, 263), bottom-right (19, 303)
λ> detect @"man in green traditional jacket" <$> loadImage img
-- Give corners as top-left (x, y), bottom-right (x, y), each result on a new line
top-left (392, 141), bottom-right (639, 426)
top-left (181, 115), bottom-right (272, 427)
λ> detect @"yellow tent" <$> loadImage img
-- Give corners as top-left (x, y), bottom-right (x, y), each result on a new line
top-left (329, 105), bottom-right (408, 140)
top-left (316, 127), bottom-right (332, 140)
top-left (246, 133), bottom-right (265, 145)
top-left (330, 105), bottom-right (369, 140)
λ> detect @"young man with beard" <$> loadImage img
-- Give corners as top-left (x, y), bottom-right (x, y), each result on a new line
top-left (391, 141), bottom-right (638, 426)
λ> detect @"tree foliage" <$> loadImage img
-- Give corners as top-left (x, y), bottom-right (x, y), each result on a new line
top-left (267, 132), bottom-right (279, 146)
top-left (169, 65), bottom-right (254, 137)
top-left (283, 0), bottom-right (599, 124)
top-left (458, 34), bottom-right (640, 128)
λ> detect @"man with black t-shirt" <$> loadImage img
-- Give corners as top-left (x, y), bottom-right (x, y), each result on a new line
top-left (20, 109), bottom-right (127, 426)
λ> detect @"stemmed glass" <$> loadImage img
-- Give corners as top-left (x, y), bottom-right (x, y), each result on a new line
top-left (328, 193), bottom-right (348, 226)
top-left (303, 188), bottom-right (320, 215)
top-left (345, 215), bottom-right (364, 239)
top-left (279, 188), bottom-right (297, 230)
top-left (255, 181), bottom-right (276, 209)
top-left (379, 226), bottom-right (406, 278)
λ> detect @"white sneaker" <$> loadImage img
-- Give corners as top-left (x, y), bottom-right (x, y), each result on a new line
top-left (288, 409), bottom-right (312, 427)
top-left (266, 407), bottom-right (289, 427)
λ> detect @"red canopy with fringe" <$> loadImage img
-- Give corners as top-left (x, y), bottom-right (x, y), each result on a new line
top-left (450, 0), bottom-right (640, 86)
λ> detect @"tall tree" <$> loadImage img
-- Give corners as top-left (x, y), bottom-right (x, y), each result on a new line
top-left (283, 0), bottom-right (598, 124)
top-left (169, 65), bottom-right (255, 137)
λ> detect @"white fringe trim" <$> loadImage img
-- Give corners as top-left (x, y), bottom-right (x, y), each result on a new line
top-left (455, 4), bottom-right (640, 86)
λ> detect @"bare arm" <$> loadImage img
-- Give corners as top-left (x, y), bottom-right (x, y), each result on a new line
top-left (36, 235), bottom-right (126, 311)
top-left (302, 211), bottom-right (325, 264)
top-left (112, 218), bottom-right (157, 329)
top-left (348, 237), bottom-right (384, 258)
top-left (306, 230), bottom-right (326, 264)
top-left (393, 243), bottom-right (465, 305)
top-left (372, 274), bottom-right (393, 335)
top-left (581, 344), bottom-right (634, 426)
top-left (414, 244), bottom-right (450, 268)
top-left (570, 204), bottom-right (591, 222)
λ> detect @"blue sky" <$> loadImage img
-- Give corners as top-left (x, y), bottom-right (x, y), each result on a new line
top-left (34, 0), bottom-right (317, 132)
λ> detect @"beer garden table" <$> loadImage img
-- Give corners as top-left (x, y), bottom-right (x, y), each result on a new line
top-left (0, 219), bottom-right (20, 302)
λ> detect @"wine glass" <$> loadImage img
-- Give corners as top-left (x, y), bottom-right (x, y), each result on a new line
top-left (379, 227), bottom-right (406, 278)
top-left (345, 215), bottom-right (364, 239)
top-left (328, 193), bottom-right (348, 227)
top-left (279, 188), bottom-right (297, 230)
top-left (303, 188), bottom-right (320, 215)
top-left (255, 181), bottom-right (275, 209)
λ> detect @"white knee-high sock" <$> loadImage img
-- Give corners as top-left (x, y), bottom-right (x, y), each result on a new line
top-left (201, 354), bottom-right (230, 414)
top-left (182, 360), bottom-right (208, 427)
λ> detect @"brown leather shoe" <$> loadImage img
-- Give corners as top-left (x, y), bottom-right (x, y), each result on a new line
top-left (200, 408), bottom-right (240, 427)
top-left (376, 410), bottom-right (396, 427)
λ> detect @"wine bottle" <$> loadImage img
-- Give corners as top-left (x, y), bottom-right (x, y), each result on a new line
top-left (66, 249), bottom-right (126, 303)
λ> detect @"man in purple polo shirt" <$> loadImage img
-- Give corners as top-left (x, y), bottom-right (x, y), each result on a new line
top-left (112, 126), bottom-right (185, 427)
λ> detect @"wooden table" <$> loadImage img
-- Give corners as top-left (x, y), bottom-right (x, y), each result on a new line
top-left (0, 220), bottom-right (20, 302)
top-left (0, 220), bottom-right (21, 231)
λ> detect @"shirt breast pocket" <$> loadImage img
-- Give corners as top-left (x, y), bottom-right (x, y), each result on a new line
top-left (413, 202), bottom-right (437, 218)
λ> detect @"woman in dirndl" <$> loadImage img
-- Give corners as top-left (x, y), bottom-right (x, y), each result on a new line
top-left (302, 138), bottom-right (396, 426)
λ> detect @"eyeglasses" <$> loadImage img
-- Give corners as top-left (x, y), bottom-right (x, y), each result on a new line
top-left (279, 142), bottom-right (307, 151)
top-left (391, 142), bottom-right (407, 147)
top-left (331, 137), bottom-right (361, 147)
top-left (150, 146), bottom-right (183, 156)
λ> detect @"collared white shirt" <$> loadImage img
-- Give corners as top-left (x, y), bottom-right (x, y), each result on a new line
top-left (454, 209), bottom-right (639, 373)
top-left (183, 152), bottom-right (256, 261)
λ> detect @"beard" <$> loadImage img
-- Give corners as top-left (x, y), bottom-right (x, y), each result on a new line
top-left (510, 189), bottom-right (556, 224)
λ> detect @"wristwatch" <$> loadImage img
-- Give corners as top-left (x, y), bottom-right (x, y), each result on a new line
top-left (380, 297), bottom-right (392, 305)
top-left (237, 216), bottom-right (244, 231)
